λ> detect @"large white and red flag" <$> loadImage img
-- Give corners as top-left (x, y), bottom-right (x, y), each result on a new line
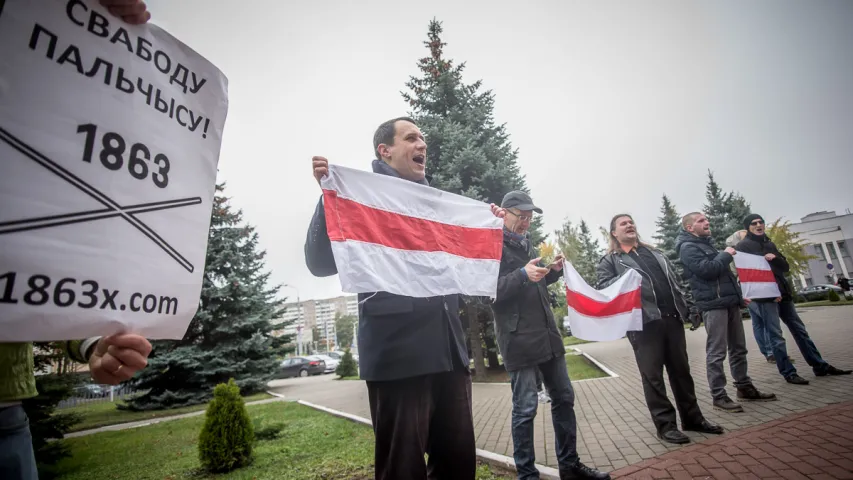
top-left (562, 262), bottom-right (643, 341)
top-left (320, 165), bottom-right (504, 298)
top-left (732, 252), bottom-right (781, 299)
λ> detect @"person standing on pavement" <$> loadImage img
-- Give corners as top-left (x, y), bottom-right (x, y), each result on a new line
top-left (735, 214), bottom-right (852, 384)
top-left (491, 191), bottom-right (608, 480)
top-left (305, 117), bottom-right (504, 480)
top-left (676, 213), bottom-right (777, 413)
top-left (837, 275), bottom-right (851, 293)
top-left (725, 230), bottom-right (775, 362)
top-left (596, 214), bottom-right (724, 445)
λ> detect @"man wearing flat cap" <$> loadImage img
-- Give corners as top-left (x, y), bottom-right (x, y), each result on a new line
top-left (492, 191), bottom-right (608, 480)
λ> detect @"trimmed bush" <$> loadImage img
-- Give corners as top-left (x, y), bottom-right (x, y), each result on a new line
top-left (335, 349), bottom-right (359, 378)
top-left (198, 379), bottom-right (254, 473)
top-left (828, 289), bottom-right (841, 302)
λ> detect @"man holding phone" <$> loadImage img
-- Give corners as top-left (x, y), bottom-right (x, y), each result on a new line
top-left (491, 191), bottom-right (608, 480)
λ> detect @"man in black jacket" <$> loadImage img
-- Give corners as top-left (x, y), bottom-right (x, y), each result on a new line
top-left (492, 191), bottom-right (608, 480)
top-left (676, 213), bottom-right (776, 414)
top-left (735, 214), bottom-right (851, 385)
top-left (597, 214), bottom-right (723, 445)
top-left (305, 117), bottom-right (503, 480)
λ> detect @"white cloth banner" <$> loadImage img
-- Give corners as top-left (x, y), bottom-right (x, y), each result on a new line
top-left (563, 262), bottom-right (644, 342)
top-left (732, 251), bottom-right (781, 299)
top-left (320, 165), bottom-right (503, 298)
top-left (0, 0), bottom-right (229, 341)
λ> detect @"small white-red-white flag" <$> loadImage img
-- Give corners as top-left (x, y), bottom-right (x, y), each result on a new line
top-left (321, 165), bottom-right (504, 298)
top-left (563, 262), bottom-right (643, 342)
top-left (732, 252), bottom-right (781, 299)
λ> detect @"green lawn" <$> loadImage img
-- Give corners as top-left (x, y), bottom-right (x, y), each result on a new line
top-left (337, 376), bottom-right (360, 381)
top-left (795, 299), bottom-right (852, 308)
top-left (563, 336), bottom-right (591, 346)
top-left (62, 392), bottom-right (271, 432)
top-left (473, 352), bottom-right (607, 383)
top-left (56, 401), bottom-right (511, 480)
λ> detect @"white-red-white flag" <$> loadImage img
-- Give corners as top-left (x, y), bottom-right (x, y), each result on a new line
top-left (321, 165), bottom-right (504, 298)
top-left (563, 263), bottom-right (643, 342)
top-left (732, 252), bottom-right (781, 299)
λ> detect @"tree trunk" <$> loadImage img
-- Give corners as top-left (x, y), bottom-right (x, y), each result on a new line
top-left (468, 305), bottom-right (487, 382)
top-left (482, 320), bottom-right (501, 369)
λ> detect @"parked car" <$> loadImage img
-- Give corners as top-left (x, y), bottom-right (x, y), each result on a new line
top-left (797, 284), bottom-right (844, 302)
top-left (308, 354), bottom-right (339, 374)
top-left (278, 356), bottom-right (325, 378)
top-left (326, 350), bottom-right (359, 365)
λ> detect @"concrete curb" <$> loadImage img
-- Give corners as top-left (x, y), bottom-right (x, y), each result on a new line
top-left (571, 347), bottom-right (619, 379)
top-left (296, 399), bottom-right (560, 480)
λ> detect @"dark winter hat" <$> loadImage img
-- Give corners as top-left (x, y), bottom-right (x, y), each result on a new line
top-left (743, 214), bottom-right (765, 229)
top-left (501, 191), bottom-right (542, 214)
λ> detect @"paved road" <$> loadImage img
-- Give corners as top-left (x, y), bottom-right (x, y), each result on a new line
top-left (267, 305), bottom-right (853, 472)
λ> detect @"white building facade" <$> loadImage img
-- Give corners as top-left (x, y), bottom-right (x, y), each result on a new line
top-left (787, 211), bottom-right (852, 288)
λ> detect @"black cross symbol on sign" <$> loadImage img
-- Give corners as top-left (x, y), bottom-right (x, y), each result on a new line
top-left (0, 126), bottom-right (201, 273)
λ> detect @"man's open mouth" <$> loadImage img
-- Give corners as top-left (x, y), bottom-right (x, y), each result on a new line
top-left (413, 155), bottom-right (425, 166)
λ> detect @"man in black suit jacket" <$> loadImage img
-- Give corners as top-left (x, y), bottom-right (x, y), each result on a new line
top-left (305, 117), bottom-right (503, 480)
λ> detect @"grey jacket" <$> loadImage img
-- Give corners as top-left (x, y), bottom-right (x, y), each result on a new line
top-left (596, 246), bottom-right (697, 324)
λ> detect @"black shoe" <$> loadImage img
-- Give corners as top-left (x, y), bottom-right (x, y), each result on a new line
top-left (658, 429), bottom-right (690, 444)
top-left (766, 355), bottom-right (775, 363)
top-left (786, 374), bottom-right (809, 385)
top-left (683, 420), bottom-right (724, 435)
top-left (815, 365), bottom-right (853, 377)
top-left (737, 385), bottom-right (777, 402)
top-left (713, 396), bottom-right (744, 412)
top-left (560, 460), bottom-right (611, 480)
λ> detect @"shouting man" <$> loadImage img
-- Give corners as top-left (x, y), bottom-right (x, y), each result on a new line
top-left (736, 214), bottom-right (851, 384)
top-left (305, 117), bottom-right (503, 480)
top-left (677, 212), bottom-right (776, 413)
top-left (597, 214), bottom-right (723, 444)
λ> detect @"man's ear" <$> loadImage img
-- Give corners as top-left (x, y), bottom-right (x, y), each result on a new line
top-left (377, 143), bottom-right (391, 161)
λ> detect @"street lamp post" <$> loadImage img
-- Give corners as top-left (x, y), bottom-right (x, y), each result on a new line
top-left (283, 284), bottom-right (302, 356)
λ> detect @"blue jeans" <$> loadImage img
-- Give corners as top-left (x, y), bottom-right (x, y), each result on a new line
top-left (0, 405), bottom-right (39, 480)
top-left (748, 301), bottom-right (829, 378)
top-left (509, 355), bottom-right (578, 479)
top-left (778, 300), bottom-right (829, 374)
top-left (751, 314), bottom-right (771, 358)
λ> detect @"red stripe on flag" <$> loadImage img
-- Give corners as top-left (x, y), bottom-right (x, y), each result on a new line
top-left (565, 287), bottom-right (641, 317)
top-left (322, 189), bottom-right (503, 260)
top-left (737, 268), bottom-right (776, 283)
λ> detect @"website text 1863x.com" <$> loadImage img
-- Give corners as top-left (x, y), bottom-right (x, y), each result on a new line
top-left (0, 272), bottom-right (178, 315)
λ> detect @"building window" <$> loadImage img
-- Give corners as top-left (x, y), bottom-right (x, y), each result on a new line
top-left (839, 240), bottom-right (849, 258)
top-left (826, 243), bottom-right (838, 260)
top-left (814, 245), bottom-right (826, 261)
top-left (805, 277), bottom-right (814, 287)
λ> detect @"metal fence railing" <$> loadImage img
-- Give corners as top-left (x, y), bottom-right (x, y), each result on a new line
top-left (57, 385), bottom-right (140, 409)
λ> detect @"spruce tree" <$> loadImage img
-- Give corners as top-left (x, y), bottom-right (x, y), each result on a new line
top-left (124, 184), bottom-right (290, 410)
top-left (576, 220), bottom-right (602, 285)
top-left (703, 171), bottom-right (753, 250)
top-left (653, 194), bottom-right (681, 265)
top-left (403, 19), bottom-right (536, 374)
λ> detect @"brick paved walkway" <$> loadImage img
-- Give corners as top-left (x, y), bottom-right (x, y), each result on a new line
top-left (611, 400), bottom-right (853, 479)
top-left (268, 305), bottom-right (853, 473)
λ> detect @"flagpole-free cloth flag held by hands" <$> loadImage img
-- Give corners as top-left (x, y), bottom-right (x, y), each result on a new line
top-left (563, 262), bottom-right (643, 342)
top-left (732, 252), bottom-right (781, 299)
top-left (320, 165), bottom-right (504, 298)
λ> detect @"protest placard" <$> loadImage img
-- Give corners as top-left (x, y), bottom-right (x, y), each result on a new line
top-left (0, 0), bottom-right (229, 341)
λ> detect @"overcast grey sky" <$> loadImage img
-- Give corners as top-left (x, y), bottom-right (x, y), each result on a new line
top-left (148, 0), bottom-right (853, 302)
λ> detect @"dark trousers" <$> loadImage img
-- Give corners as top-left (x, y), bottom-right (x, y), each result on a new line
top-left (628, 315), bottom-right (705, 434)
top-left (366, 370), bottom-right (476, 480)
top-left (509, 355), bottom-right (578, 479)
top-left (0, 405), bottom-right (39, 480)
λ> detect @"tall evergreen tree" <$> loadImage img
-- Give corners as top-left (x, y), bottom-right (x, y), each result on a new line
top-left (653, 194), bottom-right (681, 265)
top-left (124, 184), bottom-right (291, 410)
top-left (703, 171), bottom-right (753, 249)
top-left (402, 19), bottom-right (536, 374)
top-left (576, 220), bottom-right (602, 285)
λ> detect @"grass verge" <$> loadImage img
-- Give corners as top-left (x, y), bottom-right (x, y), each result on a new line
top-left (795, 299), bottom-right (852, 308)
top-left (563, 336), bottom-right (591, 346)
top-left (337, 376), bottom-right (361, 381)
top-left (473, 352), bottom-right (608, 383)
top-left (62, 392), bottom-right (272, 432)
top-left (56, 401), bottom-right (511, 480)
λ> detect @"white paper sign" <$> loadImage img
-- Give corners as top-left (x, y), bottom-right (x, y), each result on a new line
top-left (0, 0), bottom-right (229, 341)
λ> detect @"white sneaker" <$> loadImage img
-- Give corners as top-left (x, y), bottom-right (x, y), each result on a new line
top-left (538, 390), bottom-right (551, 404)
